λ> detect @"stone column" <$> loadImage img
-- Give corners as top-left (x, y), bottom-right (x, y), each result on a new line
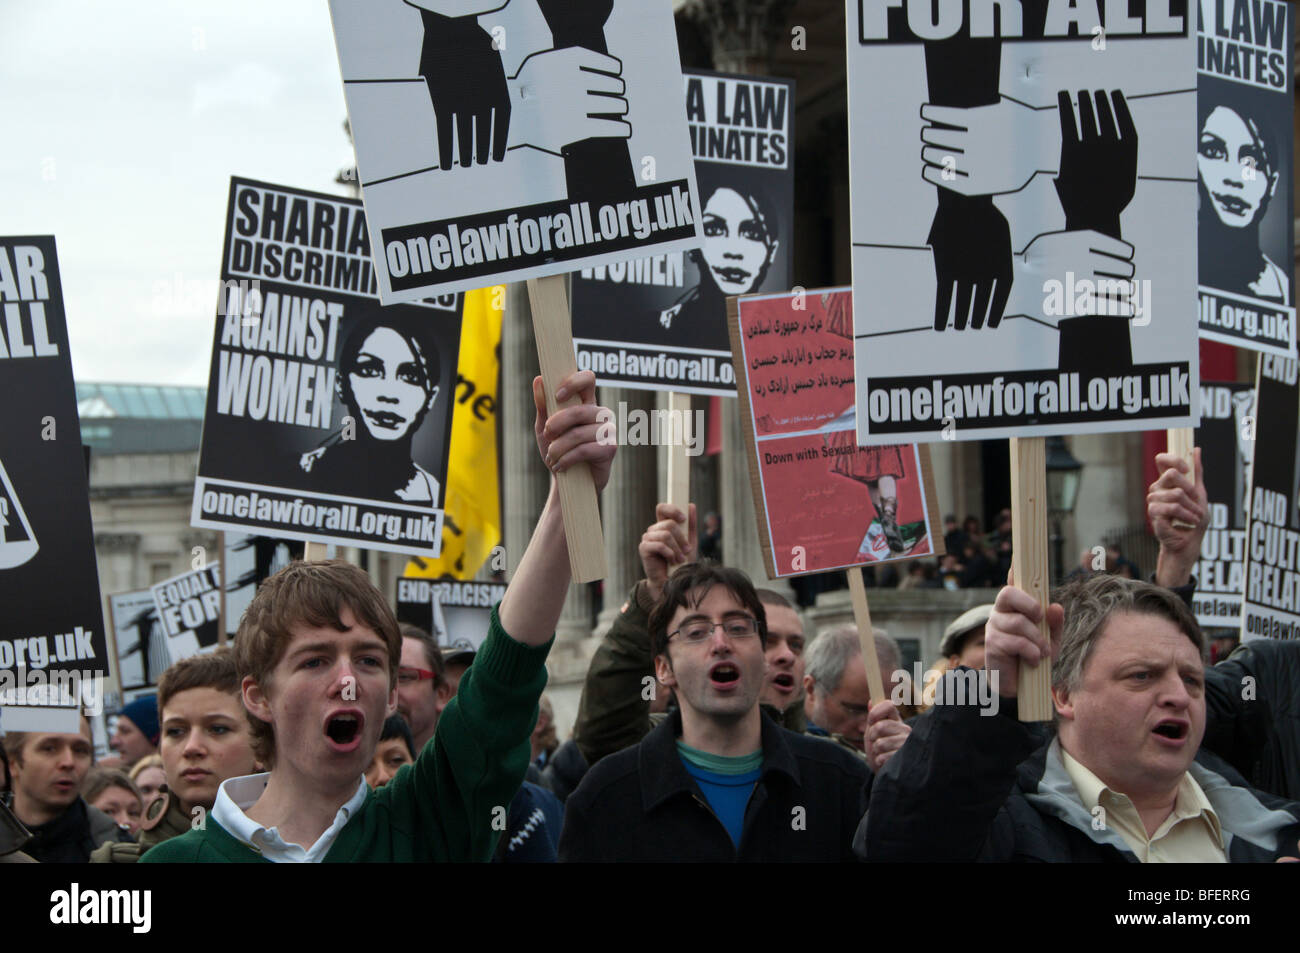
top-left (595, 385), bottom-right (658, 632)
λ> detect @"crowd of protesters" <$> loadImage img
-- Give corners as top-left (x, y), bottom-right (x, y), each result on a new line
top-left (3, 386), bottom-right (1299, 863)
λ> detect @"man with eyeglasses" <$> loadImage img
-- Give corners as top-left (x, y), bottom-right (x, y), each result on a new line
top-left (396, 623), bottom-right (448, 753)
top-left (558, 562), bottom-right (870, 862)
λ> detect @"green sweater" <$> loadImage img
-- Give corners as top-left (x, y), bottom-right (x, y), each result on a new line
top-left (140, 607), bottom-right (552, 863)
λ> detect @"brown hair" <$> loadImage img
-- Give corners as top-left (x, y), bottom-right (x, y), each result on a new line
top-left (83, 766), bottom-right (141, 806)
top-left (235, 559), bottom-right (403, 766)
top-left (157, 647), bottom-right (242, 715)
top-left (1052, 574), bottom-right (1206, 695)
top-left (649, 562), bottom-right (768, 662)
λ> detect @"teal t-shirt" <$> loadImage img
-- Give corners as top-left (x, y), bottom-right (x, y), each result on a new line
top-left (676, 741), bottom-right (762, 849)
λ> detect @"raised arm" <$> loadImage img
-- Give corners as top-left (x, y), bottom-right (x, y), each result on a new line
top-left (498, 370), bottom-right (615, 646)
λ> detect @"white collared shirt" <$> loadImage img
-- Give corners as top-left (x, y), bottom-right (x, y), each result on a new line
top-left (211, 772), bottom-right (369, 863)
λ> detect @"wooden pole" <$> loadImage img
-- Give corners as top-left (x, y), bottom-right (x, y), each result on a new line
top-left (1166, 427), bottom-right (1196, 529)
top-left (846, 568), bottom-right (887, 703)
top-left (1010, 437), bottom-right (1053, 721)
top-left (526, 275), bottom-right (606, 582)
top-left (666, 392), bottom-right (691, 514)
top-left (304, 541), bottom-right (329, 561)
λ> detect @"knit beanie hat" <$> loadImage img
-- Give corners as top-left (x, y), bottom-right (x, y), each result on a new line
top-left (119, 694), bottom-right (160, 745)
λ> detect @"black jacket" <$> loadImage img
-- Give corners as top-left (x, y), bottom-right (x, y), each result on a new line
top-left (1203, 638), bottom-right (1300, 801)
top-left (540, 738), bottom-right (589, 803)
top-left (857, 671), bottom-right (1300, 862)
top-left (22, 797), bottom-right (131, 864)
top-left (559, 708), bottom-right (870, 862)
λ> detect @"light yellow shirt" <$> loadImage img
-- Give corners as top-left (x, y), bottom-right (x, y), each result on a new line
top-left (1059, 748), bottom-right (1226, 863)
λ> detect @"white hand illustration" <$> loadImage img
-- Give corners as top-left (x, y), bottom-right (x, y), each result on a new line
top-left (506, 47), bottom-right (631, 156)
top-left (1004, 229), bottom-right (1135, 325)
top-left (921, 96), bottom-right (1059, 196)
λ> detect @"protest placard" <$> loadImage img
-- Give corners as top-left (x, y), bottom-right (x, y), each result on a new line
top-left (224, 532), bottom-right (304, 639)
top-left (151, 564), bottom-right (223, 664)
top-left (1240, 355), bottom-right (1300, 641)
top-left (0, 236), bottom-right (107, 725)
top-left (728, 287), bottom-right (942, 578)
top-left (573, 70), bottom-right (794, 395)
top-left (107, 590), bottom-right (171, 691)
top-left (1192, 381), bottom-right (1255, 627)
top-left (847, 1), bottom-right (1200, 444)
top-left (192, 178), bottom-right (461, 557)
top-left (1196, 0), bottom-right (1295, 356)
top-left (327, 0), bottom-right (703, 302)
top-left (395, 577), bottom-right (507, 654)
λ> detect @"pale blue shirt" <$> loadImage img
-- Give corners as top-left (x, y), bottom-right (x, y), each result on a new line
top-left (211, 772), bottom-right (369, 863)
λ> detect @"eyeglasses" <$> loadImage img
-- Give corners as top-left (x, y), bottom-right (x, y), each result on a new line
top-left (397, 667), bottom-right (437, 686)
top-left (668, 616), bottom-right (761, 645)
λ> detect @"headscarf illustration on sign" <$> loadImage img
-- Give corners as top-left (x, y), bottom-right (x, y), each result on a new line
top-left (0, 457), bottom-right (38, 569)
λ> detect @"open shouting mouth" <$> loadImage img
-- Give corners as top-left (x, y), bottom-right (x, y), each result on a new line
top-left (324, 709), bottom-right (365, 752)
top-left (770, 672), bottom-right (796, 695)
top-left (710, 661), bottom-right (741, 691)
top-left (1151, 718), bottom-right (1189, 747)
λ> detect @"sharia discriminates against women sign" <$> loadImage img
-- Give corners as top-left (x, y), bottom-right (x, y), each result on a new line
top-left (327, 0), bottom-right (703, 302)
top-left (728, 287), bottom-right (942, 578)
top-left (1196, 0), bottom-right (1295, 356)
top-left (847, 0), bottom-right (1200, 444)
top-left (192, 178), bottom-right (461, 557)
top-left (572, 70), bottom-right (794, 396)
top-left (0, 237), bottom-right (107, 728)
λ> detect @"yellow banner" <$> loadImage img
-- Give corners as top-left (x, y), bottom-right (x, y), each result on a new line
top-left (404, 286), bottom-right (502, 580)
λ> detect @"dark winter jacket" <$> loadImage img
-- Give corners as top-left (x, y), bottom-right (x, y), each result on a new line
top-left (21, 797), bottom-right (131, 864)
top-left (559, 708), bottom-right (870, 862)
top-left (1203, 638), bottom-right (1300, 800)
top-left (857, 671), bottom-right (1300, 862)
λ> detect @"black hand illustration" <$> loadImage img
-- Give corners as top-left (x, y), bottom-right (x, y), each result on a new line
top-left (923, 38), bottom-right (1012, 330)
top-left (536, 0), bottom-right (636, 200)
top-left (928, 191), bottom-right (1013, 330)
top-left (1053, 90), bottom-right (1137, 241)
top-left (417, 11), bottom-right (510, 169)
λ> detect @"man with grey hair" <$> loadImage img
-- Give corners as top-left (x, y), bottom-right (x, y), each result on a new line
top-left (858, 574), bottom-right (1300, 862)
top-left (804, 625), bottom-right (910, 770)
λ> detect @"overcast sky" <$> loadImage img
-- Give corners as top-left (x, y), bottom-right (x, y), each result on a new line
top-left (1, 0), bottom-right (355, 386)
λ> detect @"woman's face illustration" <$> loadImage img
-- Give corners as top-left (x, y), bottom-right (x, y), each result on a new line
top-left (347, 327), bottom-right (435, 442)
top-left (1198, 106), bottom-right (1275, 229)
top-left (700, 187), bottom-right (774, 296)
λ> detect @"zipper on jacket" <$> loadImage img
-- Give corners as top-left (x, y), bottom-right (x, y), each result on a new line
top-left (691, 793), bottom-right (739, 861)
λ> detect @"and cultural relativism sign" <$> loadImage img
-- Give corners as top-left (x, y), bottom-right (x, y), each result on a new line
top-left (151, 564), bottom-right (223, 665)
top-left (1240, 355), bottom-right (1300, 642)
top-left (192, 178), bottom-right (461, 557)
top-left (572, 70), bottom-right (794, 396)
top-left (1192, 381), bottom-right (1256, 628)
top-left (327, 0), bottom-right (703, 303)
top-left (0, 237), bottom-right (107, 726)
top-left (846, 1), bottom-right (1200, 444)
top-left (1196, 0), bottom-right (1295, 356)
top-left (728, 287), bottom-right (942, 578)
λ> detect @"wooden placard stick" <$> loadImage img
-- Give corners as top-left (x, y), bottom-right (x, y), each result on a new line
top-left (526, 274), bottom-right (607, 582)
top-left (304, 541), bottom-right (330, 562)
top-left (666, 392), bottom-right (691, 514)
top-left (1010, 437), bottom-right (1053, 721)
top-left (1166, 427), bottom-right (1196, 530)
top-left (846, 568), bottom-right (887, 704)
top-left (217, 532), bottom-right (228, 648)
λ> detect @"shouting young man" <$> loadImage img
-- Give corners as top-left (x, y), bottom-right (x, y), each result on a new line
top-left (559, 562), bottom-right (870, 862)
top-left (142, 371), bottom-right (614, 863)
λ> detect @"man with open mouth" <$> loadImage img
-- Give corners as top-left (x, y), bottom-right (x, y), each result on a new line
top-left (140, 370), bottom-right (616, 863)
top-left (858, 574), bottom-right (1300, 863)
top-left (559, 561), bottom-right (871, 862)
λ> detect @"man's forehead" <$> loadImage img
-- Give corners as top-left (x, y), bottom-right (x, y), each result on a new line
top-left (763, 605), bottom-right (803, 637)
top-left (31, 730), bottom-right (91, 745)
top-left (1091, 612), bottom-right (1204, 667)
top-left (286, 616), bottom-right (386, 652)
